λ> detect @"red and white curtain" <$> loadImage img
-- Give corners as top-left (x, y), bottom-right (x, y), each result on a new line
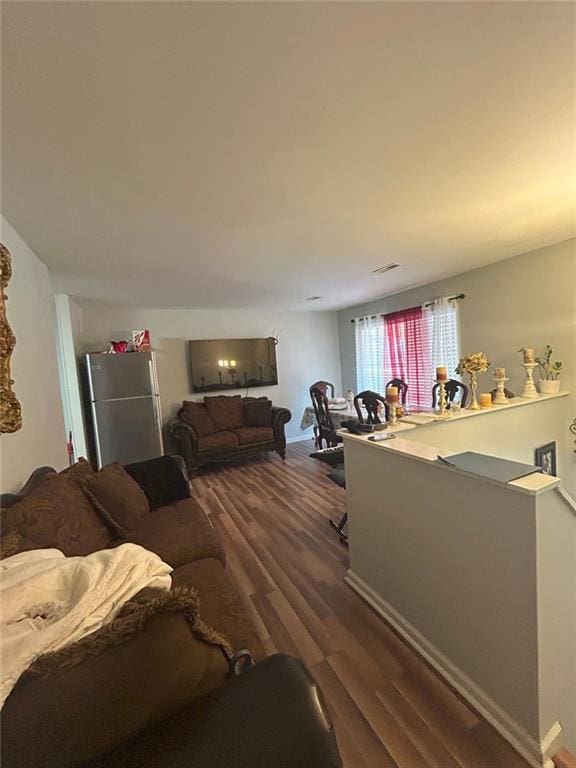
top-left (383, 306), bottom-right (432, 410)
top-left (354, 297), bottom-right (460, 410)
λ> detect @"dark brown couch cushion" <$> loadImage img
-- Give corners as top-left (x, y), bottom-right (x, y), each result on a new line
top-left (124, 456), bottom-right (190, 510)
top-left (120, 498), bottom-right (225, 568)
top-left (197, 431), bottom-right (240, 452)
top-left (1, 474), bottom-right (112, 556)
top-left (179, 402), bottom-right (219, 436)
top-left (244, 397), bottom-right (272, 427)
top-left (1, 609), bottom-right (228, 768)
top-left (204, 395), bottom-right (245, 431)
top-left (232, 426), bottom-right (274, 445)
top-left (172, 559), bottom-right (266, 662)
top-left (83, 463), bottom-right (150, 534)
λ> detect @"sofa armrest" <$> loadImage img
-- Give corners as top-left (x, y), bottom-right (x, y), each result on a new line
top-left (271, 406), bottom-right (291, 439)
top-left (169, 420), bottom-right (204, 473)
top-left (169, 420), bottom-right (200, 451)
top-left (271, 407), bottom-right (291, 457)
top-left (1, 611), bottom-right (229, 768)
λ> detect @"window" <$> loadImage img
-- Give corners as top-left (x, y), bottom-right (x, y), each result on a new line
top-left (355, 315), bottom-right (385, 394)
top-left (354, 297), bottom-right (460, 411)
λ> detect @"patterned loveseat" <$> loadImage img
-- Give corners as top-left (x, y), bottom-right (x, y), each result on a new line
top-left (169, 396), bottom-right (291, 472)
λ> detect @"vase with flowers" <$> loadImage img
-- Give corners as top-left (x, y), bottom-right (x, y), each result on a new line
top-left (456, 352), bottom-right (490, 410)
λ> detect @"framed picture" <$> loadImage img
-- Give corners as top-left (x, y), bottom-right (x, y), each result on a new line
top-left (535, 442), bottom-right (557, 476)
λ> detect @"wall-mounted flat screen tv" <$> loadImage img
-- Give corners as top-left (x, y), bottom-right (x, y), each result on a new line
top-left (189, 337), bottom-right (278, 393)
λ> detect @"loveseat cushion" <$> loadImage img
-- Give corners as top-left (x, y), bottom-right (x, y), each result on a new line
top-left (232, 426), bottom-right (274, 445)
top-left (179, 402), bottom-right (219, 437)
top-left (197, 431), bottom-right (239, 452)
top-left (204, 395), bottom-right (245, 431)
top-left (82, 463), bottom-right (150, 534)
top-left (1, 474), bottom-right (113, 556)
top-left (172, 559), bottom-right (266, 661)
top-left (120, 498), bottom-right (225, 568)
top-left (243, 397), bottom-right (273, 427)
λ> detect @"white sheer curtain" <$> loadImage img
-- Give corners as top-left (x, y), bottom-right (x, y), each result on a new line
top-left (355, 315), bottom-right (385, 393)
top-left (423, 297), bottom-right (460, 380)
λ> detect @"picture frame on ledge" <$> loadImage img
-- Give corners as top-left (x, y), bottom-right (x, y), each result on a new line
top-left (534, 441), bottom-right (557, 477)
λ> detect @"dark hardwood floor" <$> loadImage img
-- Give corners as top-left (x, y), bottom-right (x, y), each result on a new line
top-left (191, 440), bottom-right (532, 768)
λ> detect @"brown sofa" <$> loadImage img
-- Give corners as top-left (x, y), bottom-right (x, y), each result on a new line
top-left (169, 395), bottom-right (291, 472)
top-left (0, 456), bottom-right (264, 768)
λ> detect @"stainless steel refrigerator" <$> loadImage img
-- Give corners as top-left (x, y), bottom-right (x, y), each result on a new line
top-left (84, 352), bottom-right (164, 468)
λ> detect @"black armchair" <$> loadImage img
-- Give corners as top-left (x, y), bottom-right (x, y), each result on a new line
top-left (84, 655), bottom-right (344, 768)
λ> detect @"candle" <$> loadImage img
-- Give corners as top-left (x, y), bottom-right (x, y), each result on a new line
top-left (523, 348), bottom-right (535, 363)
top-left (479, 393), bottom-right (492, 408)
top-left (386, 386), bottom-right (399, 402)
top-left (436, 366), bottom-right (448, 381)
top-left (495, 367), bottom-right (506, 379)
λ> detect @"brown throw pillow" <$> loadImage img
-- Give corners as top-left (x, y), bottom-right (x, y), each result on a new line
top-left (1, 474), bottom-right (112, 556)
top-left (204, 395), bottom-right (245, 431)
top-left (179, 401), bottom-right (219, 436)
top-left (244, 397), bottom-right (272, 427)
top-left (83, 463), bottom-right (150, 534)
top-left (60, 457), bottom-right (95, 484)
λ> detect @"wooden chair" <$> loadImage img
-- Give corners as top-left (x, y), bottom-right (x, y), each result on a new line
top-left (354, 390), bottom-right (389, 424)
top-left (309, 380), bottom-right (335, 398)
top-left (309, 385), bottom-right (342, 449)
top-left (432, 379), bottom-right (469, 410)
top-left (490, 387), bottom-right (515, 402)
top-left (385, 378), bottom-right (408, 405)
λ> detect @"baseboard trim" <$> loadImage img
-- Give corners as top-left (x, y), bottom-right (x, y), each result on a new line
top-left (345, 570), bottom-right (561, 768)
top-left (286, 434), bottom-right (313, 444)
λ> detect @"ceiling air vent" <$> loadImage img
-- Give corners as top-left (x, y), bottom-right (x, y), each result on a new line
top-left (372, 263), bottom-right (400, 275)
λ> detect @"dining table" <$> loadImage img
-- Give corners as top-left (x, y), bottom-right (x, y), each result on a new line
top-left (300, 401), bottom-right (359, 432)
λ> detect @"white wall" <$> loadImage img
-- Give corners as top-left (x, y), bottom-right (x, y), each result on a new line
top-left (345, 435), bottom-right (576, 760)
top-left (338, 238), bottom-right (576, 495)
top-left (75, 304), bottom-right (342, 443)
top-left (54, 294), bottom-right (88, 458)
top-left (0, 216), bottom-right (68, 492)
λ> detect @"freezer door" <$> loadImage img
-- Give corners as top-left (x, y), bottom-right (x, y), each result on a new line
top-left (86, 352), bottom-right (157, 401)
top-left (91, 396), bottom-right (163, 467)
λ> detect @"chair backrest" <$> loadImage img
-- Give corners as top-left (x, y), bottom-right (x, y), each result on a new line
top-left (354, 390), bottom-right (389, 424)
top-left (309, 380), bottom-right (335, 399)
top-left (385, 378), bottom-right (408, 405)
top-left (490, 387), bottom-right (515, 401)
top-left (432, 379), bottom-right (469, 409)
top-left (310, 386), bottom-right (336, 431)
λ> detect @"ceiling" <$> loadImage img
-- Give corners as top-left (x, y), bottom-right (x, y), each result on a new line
top-left (2, 1), bottom-right (575, 310)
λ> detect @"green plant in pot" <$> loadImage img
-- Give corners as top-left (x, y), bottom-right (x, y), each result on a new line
top-left (536, 345), bottom-right (563, 394)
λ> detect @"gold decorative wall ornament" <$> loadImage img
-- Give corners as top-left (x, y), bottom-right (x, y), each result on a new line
top-left (0, 243), bottom-right (22, 433)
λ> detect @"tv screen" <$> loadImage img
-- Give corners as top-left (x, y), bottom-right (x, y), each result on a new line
top-left (188, 337), bottom-right (278, 393)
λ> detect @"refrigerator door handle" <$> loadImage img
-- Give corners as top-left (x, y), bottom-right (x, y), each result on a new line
top-left (149, 359), bottom-right (164, 453)
top-left (90, 401), bottom-right (104, 468)
top-left (148, 358), bottom-right (160, 396)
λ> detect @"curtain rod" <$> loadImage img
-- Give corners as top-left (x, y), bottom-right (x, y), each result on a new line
top-left (350, 293), bottom-right (465, 322)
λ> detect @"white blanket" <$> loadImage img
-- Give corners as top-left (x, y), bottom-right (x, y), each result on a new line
top-left (0, 543), bottom-right (172, 708)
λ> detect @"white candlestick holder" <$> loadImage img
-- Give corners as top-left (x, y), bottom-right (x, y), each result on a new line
top-left (435, 379), bottom-right (452, 418)
top-left (493, 376), bottom-right (510, 405)
top-left (521, 363), bottom-right (539, 399)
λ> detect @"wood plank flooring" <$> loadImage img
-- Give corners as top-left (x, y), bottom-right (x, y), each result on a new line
top-left (191, 440), bottom-right (532, 768)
